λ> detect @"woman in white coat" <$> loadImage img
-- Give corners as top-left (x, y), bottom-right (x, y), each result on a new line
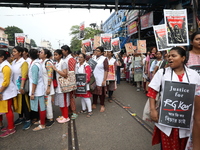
top-left (147, 47), bottom-right (200, 150)
top-left (29, 49), bottom-right (46, 131)
top-left (39, 49), bottom-right (55, 127)
top-left (0, 51), bottom-right (17, 137)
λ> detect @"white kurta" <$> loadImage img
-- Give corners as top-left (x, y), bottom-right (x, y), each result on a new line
top-left (149, 67), bottom-right (200, 138)
top-left (0, 60), bottom-right (17, 100)
top-left (41, 59), bottom-right (55, 96)
top-left (93, 55), bottom-right (107, 86)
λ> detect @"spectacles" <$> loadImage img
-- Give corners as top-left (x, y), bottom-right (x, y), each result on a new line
top-left (95, 50), bottom-right (101, 52)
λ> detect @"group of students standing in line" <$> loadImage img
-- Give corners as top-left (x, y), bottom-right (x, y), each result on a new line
top-left (0, 44), bottom-right (118, 138)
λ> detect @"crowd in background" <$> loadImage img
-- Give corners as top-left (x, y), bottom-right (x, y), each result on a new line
top-left (0, 31), bottom-right (200, 150)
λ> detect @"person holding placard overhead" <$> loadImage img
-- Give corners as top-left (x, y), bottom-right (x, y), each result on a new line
top-left (75, 53), bottom-right (92, 118)
top-left (147, 47), bottom-right (200, 150)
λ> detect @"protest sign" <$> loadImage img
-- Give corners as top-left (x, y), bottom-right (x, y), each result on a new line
top-left (15, 33), bottom-right (26, 47)
top-left (107, 65), bottom-right (115, 81)
top-left (137, 40), bottom-right (146, 53)
top-left (87, 58), bottom-right (97, 71)
top-left (125, 42), bottom-right (136, 55)
top-left (79, 22), bottom-right (85, 40)
top-left (188, 65), bottom-right (200, 75)
top-left (111, 37), bottom-right (121, 53)
top-left (159, 81), bottom-right (196, 129)
top-left (140, 11), bottom-right (154, 30)
top-left (93, 36), bottom-right (100, 50)
top-left (82, 39), bottom-right (92, 54)
top-left (76, 74), bottom-right (87, 94)
top-left (153, 24), bottom-right (172, 51)
top-left (101, 33), bottom-right (112, 51)
top-left (164, 9), bottom-right (189, 46)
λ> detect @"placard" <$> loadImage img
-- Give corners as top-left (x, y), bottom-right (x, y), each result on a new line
top-left (93, 36), bottom-right (100, 49)
top-left (82, 39), bottom-right (92, 53)
top-left (159, 81), bottom-right (196, 129)
top-left (76, 74), bottom-right (87, 94)
top-left (188, 65), bottom-right (200, 75)
top-left (100, 33), bottom-right (112, 51)
top-left (164, 9), bottom-right (189, 46)
top-left (137, 40), bottom-right (146, 53)
top-left (125, 43), bottom-right (136, 55)
top-left (107, 65), bottom-right (115, 81)
top-left (111, 37), bottom-right (121, 53)
top-left (87, 58), bottom-right (97, 71)
top-left (79, 22), bottom-right (85, 40)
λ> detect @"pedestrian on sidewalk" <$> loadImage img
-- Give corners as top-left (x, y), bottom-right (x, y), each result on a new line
top-left (92, 46), bottom-right (109, 112)
top-left (39, 49), bottom-right (55, 127)
top-left (11, 46), bottom-right (31, 130)
top-left (28, 49), bottom-right (46, 131)
top-left (147, 47), bottom-right (200, 150)
top-left (75, 53), bottom-right (93, 118)
top-left (52, 50), bottom-right (70, 123)
top-left (0, 50), bottom-right (17, 137)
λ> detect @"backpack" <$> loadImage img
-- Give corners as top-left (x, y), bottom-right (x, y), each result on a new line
top-left (45, 59), bottom-right (58, 88)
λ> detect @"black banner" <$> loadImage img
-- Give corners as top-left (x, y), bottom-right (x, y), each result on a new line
top-left (87, 58), bottom-right (97, 71)
top-left (76, 74), bottom-right (87, 94)
top-left (189, 65), bottom-right (200, 75)
top-left (159, 81), bottom-right (196, 129)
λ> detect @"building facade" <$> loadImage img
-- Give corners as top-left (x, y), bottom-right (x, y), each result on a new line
top-left (0, 27), bottom-right (9, 51)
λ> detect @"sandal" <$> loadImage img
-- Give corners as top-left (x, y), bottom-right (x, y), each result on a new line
top-left (87, 112), bottom-right (93, 118)
top-left (78, 110), bottom-right (87, 114)
top-left (34, 120), bottom-right (40, 125)
top-left (33, 125), bottom-right (45, 131)
top-left (71, 113), bottom-right (78, 120)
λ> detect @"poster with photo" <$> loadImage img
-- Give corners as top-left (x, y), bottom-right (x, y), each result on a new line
top-left (82, 39), bottom-right (92, 54)
top-left (137, 40), bottom-right (146, 53)
top-left (93, 36), bottom-right (100, 50)
top-left (159, 81), bottom-right (195, 129)
top-left (76, 74), bottom-right (87, 94)
top-left (111, 37), bottom-right (121, 53)
top-left (107, 65), bottom-right (115, 81)
top-left (164, 9), bottom-right (189, 46)
top-left (15, 33), bottom-right (26, 47)
top-left (100, 33), bottom-right (112, 51)
top-left (79, 22), bottom-right (85, 40)
top-left (125, 43), bottom-right (136, 55)
top-left (153, 24), bottom-right (172, 51)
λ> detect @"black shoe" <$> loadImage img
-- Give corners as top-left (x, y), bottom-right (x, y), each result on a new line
top-left (46, 120), bottom-right (55, 128)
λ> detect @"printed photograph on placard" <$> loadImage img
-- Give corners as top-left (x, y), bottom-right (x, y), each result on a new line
top-left (100, 33), bottom-right (112, 51)
top-left (93, 36), bottom-right (100, 50)
top-left (164, 9), bottom-right (189, 46)
top-left (153, 24), bottom-right (172, 51)
top-left (82, 39), bottom-right (92, 54)
top-left (137, 40), bottom-right (146, 53)
top-left (111, 37), bottom-right (121, 53)
top-left (15, 33), bottom-right (26, 47)
top-left (125, 42), bottom-right (136, 55)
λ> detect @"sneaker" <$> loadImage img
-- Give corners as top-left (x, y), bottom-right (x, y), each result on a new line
top-left (1, 127), bottom-right (8, 132)
top-left (57, 117), bottom-right (70, 124)
top-left (22, 120), bottom-right (31, 130)
top-left (46, 120), bottom-right (55, 128)
top-left (14, 118), bottom-right (24, 125)
top-left (0, 128), bottom-right (16, 138)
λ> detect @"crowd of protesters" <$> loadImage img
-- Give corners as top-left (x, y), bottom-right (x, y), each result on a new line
top-left (0, 31), bottom-right (200, 150)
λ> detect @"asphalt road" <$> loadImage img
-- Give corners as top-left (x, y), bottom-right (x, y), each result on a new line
top-left (0, 81), bottom-right (160, 150)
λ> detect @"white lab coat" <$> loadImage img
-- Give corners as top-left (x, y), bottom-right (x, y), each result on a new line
top-left (149, 66), bottom-right (200, 138)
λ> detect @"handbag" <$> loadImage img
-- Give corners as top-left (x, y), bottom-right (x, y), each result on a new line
top-left (58, 71), bottom-right (77, 93)
top-left (89, 72), bottom-right (96, 92)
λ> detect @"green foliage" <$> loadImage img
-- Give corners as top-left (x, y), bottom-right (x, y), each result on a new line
top-left (4, 26), bottom-right (23, 46)
top-left (69, 25), bottom-right (103, 51)
top-left (30, 39), bottom-right (37, 47)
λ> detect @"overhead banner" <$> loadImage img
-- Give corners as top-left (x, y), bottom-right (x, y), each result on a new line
top-left (76, 74), bottom-right (87, 94)
top-left (125, 42), bottom-right (136, 55)
top-left (111, 37), bottom-right (121, 53)
top-left (137, 40), bottom-right (146, 53)
top-left (82, 39), bottom-right (92, 54)
top-left (127, 10), bottom-right (139, 22)
top-left (153, 24), bottom-right (172, 51)
top-left (93, 36), bottom-right (100, 50)
top-left (159, 81), bottom-right (196, 129)
top-left (128, 21), bottom-right (138, 36)
top-left (79, 22), bottom-right (85, 40)
top-left (164, 9), bottom-right (189, 46)
top-left (140, 11), bottom-right (154, 30)
top-left (100, 33), bottom-right (112, 51)
top-left (15, 33), bottom-right (26, 47)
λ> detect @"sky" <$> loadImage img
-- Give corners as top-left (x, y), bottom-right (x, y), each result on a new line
top-left (0, 7), bottom-right (113, 49)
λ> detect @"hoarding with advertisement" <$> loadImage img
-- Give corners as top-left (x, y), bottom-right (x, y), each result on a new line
top-left (128, 21), bottom-right (137, 36)
top-left (140, 11), bottom-right (154, 30)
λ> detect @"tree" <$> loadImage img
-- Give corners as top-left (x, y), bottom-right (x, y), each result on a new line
top-left (4, 26), bottom-right (23, 46)
top-left (69, 25), bottom-right (103, 51)
top-left (30, 39), bottom-right (37, 47)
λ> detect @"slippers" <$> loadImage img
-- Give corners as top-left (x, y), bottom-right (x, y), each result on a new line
top-left (71, 113), bottom-right (78, 120)
top-left (34, 120), bottom-right (40, 125)
top-left (33, 125), bottom-right (45, 131)
top-left (87, 112), bottom-right (93, 118)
